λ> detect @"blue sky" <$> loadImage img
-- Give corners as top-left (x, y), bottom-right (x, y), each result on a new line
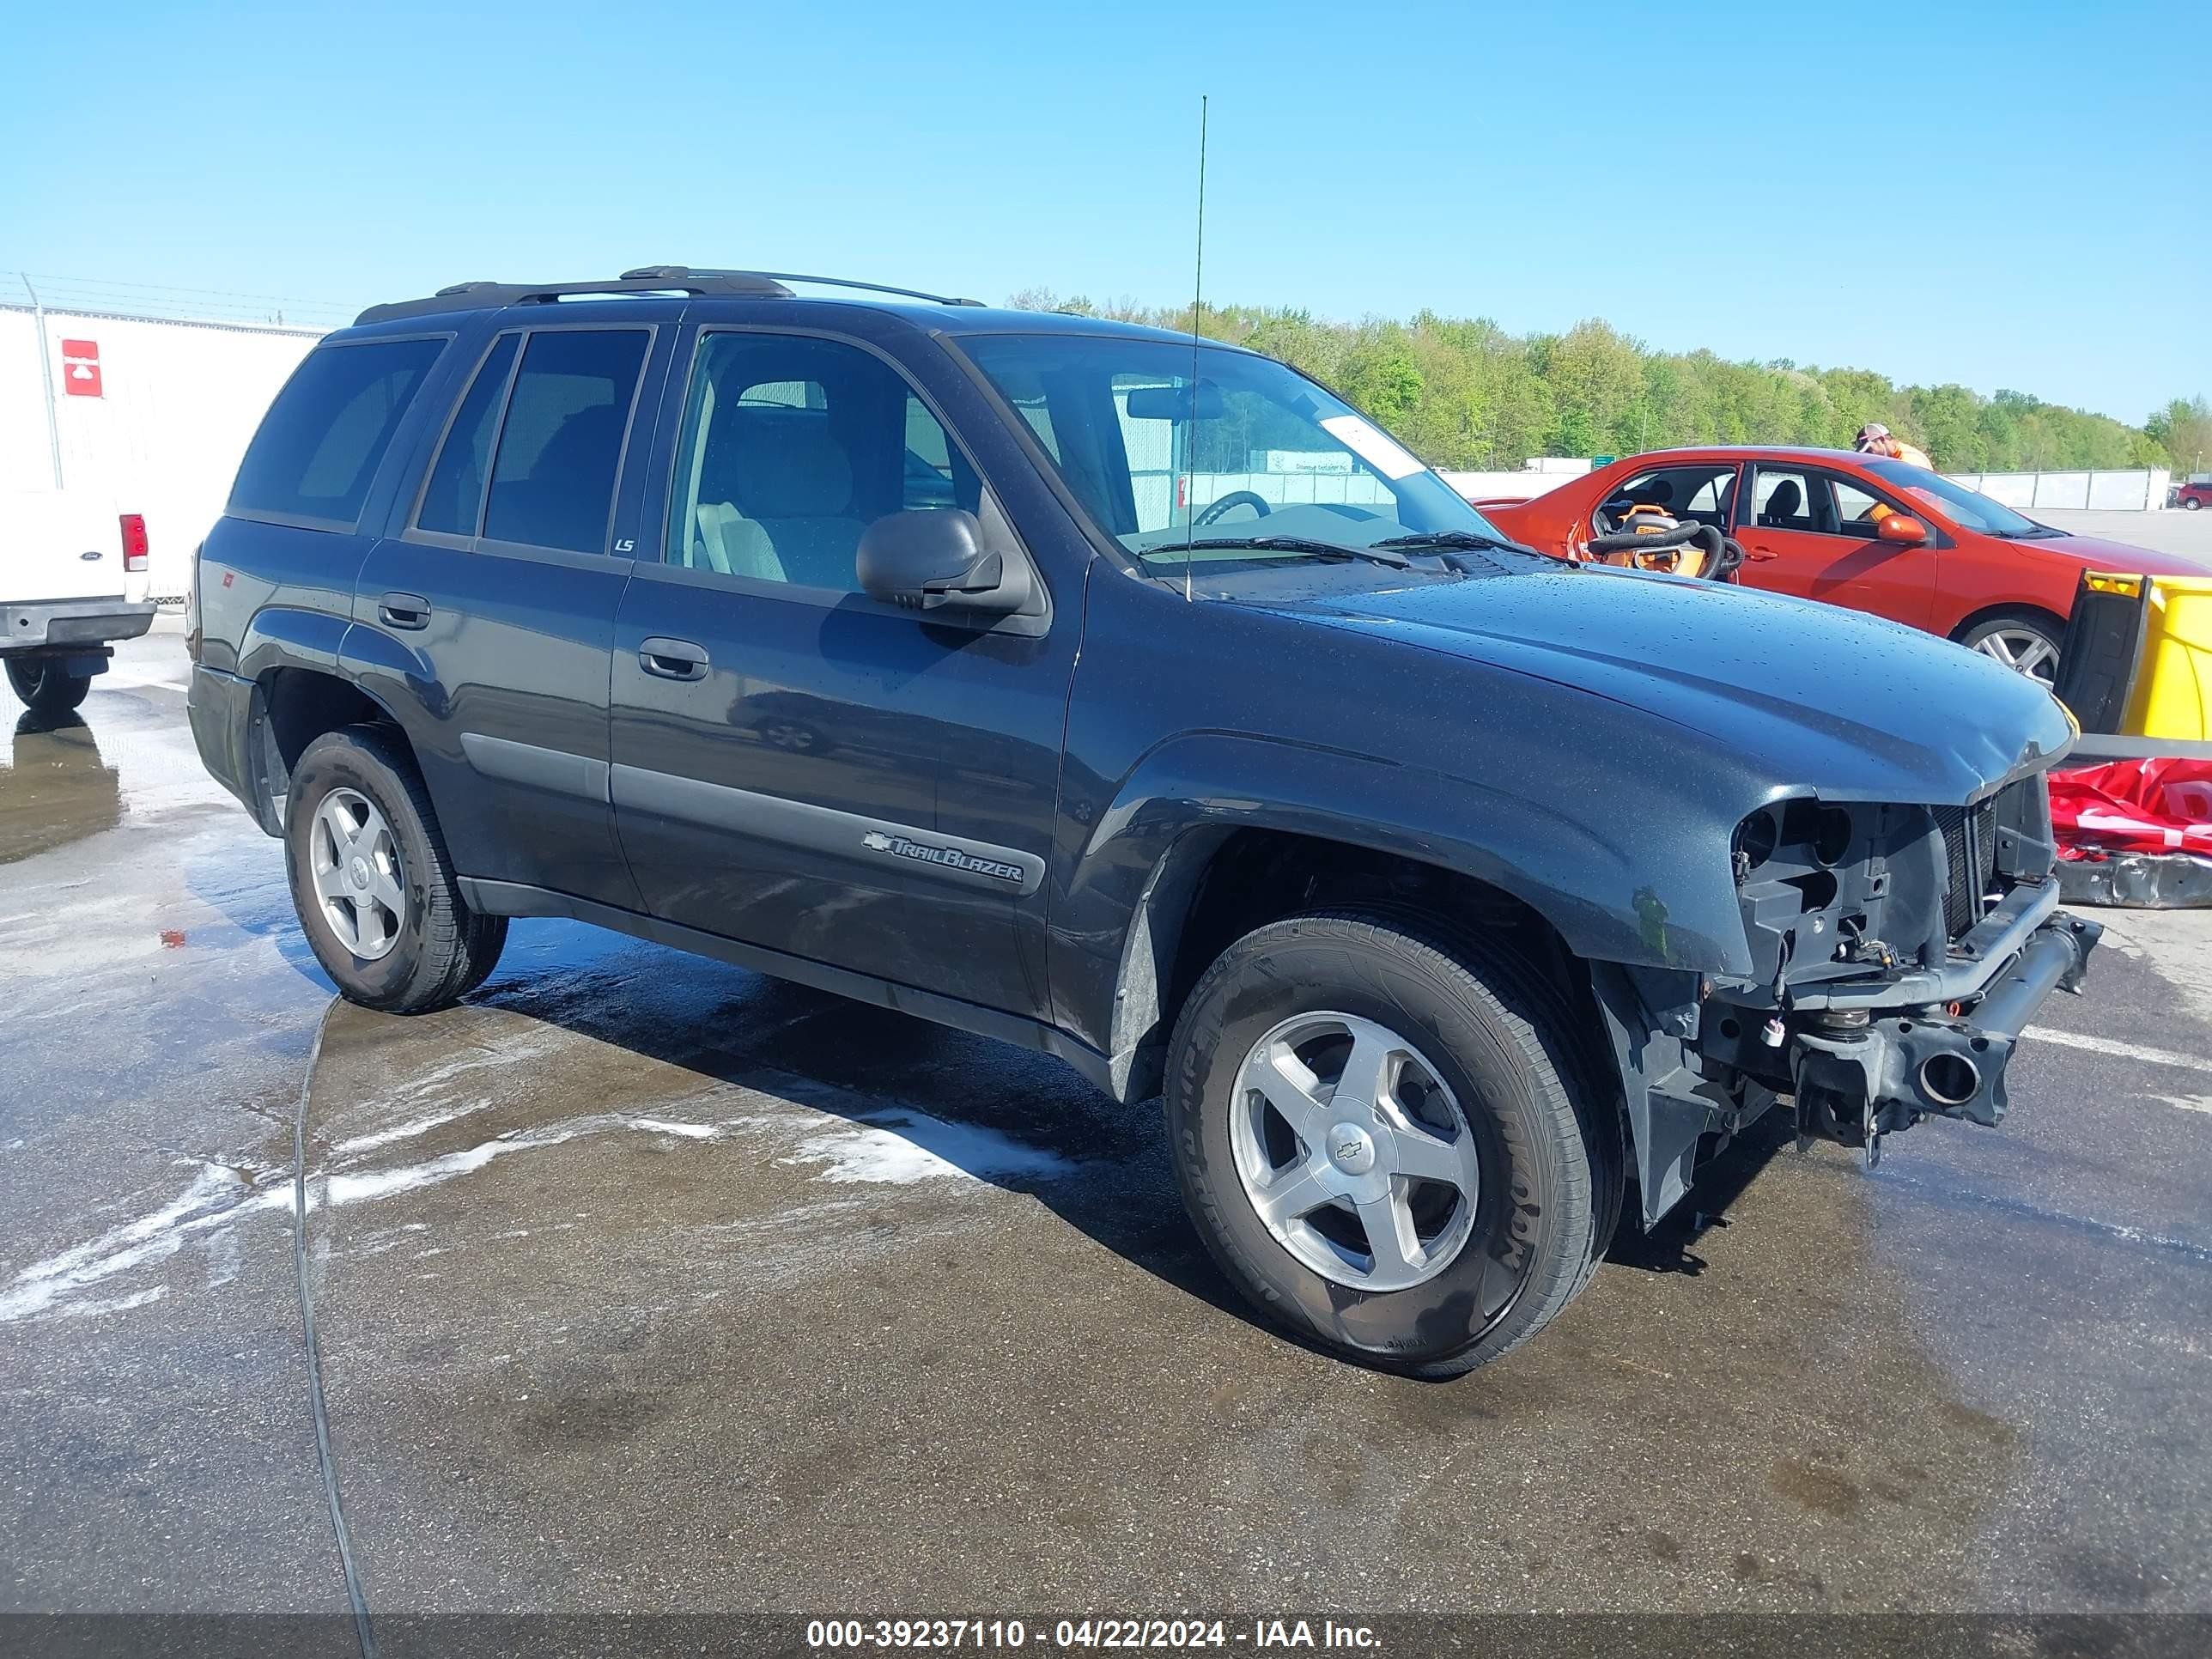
top-left (3, 0), bottom-right (2204, 425)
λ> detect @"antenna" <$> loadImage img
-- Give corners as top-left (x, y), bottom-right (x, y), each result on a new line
top-left (1182, 94), bottom-right (1208, 604)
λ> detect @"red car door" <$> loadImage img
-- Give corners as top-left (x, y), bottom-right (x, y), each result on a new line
top-left (1733, 462), bottom-right (1939, 632)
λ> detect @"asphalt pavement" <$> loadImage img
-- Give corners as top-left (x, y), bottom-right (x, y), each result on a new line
top-left (3, 623), bottom-right (2209, 1626)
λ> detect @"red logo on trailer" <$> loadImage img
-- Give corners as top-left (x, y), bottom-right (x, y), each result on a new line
top-left (61, 339), bottom-right (102, 398)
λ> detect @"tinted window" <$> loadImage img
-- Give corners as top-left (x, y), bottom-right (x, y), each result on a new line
top-left (665, 333), bottom-right (979, 592)
top-left (417, 334), bottom-right (520, 537)
top-left (903, 396), bottom-right (957, 509)
top-left (481, 330), bottom-right (648, 554)
top-left (230, 338), bottom-right (445, 526)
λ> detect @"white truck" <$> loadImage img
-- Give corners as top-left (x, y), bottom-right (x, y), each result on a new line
top-left (3, 495), bottom-right (156, 715)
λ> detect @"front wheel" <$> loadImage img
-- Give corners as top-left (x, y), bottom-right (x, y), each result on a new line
top-left (1164, 912), bottom-right (1617, 1377)
top-left (5, 658), bottom-right (93, 716)
top-left (1957, 611), bottom-right (2063, 689)
top-left (284, 725), bottom-right (507, 1013)
top-left (2184, 498), bottom-right (2203, 511)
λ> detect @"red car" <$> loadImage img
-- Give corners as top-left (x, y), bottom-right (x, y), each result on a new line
top-left (1482, 447), bottom-right (2210, 687)
top-left (2174, 477), bottom-right (2212, 511)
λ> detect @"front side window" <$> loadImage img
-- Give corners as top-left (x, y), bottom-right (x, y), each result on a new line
top-left (665, 333), bottom-right (980, 592)
top-left (960, 334), bottom-right (1509, 570)
top-left (230, 337), bottom-right (446, 527)
top-left (480, 329), bottom-right (649, 554)
top-left (1830, 475), bottom-right (1897, 528)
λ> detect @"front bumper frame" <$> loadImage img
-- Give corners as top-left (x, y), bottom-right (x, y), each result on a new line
top-left (1790, 907), bottom-right (2103, 1160)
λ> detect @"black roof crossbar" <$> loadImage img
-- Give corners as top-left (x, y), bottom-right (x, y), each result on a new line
top-left (355, 265), bottom-right (985, 325)
top-left (354, 270), bottom-right (794, 325)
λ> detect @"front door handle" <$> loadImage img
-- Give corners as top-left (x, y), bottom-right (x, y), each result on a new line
top-left (1741, 546), bottom-right (1781, 562)
top-left (639, 636), bottom-right (710, 681)
top-left (379, 591), bottom-right (432, 629)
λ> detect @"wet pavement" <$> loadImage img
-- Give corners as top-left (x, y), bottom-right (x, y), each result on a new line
top-left (3, 626), bottom-right (2209, 1619)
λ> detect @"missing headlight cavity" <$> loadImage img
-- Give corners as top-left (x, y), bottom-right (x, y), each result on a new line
top-left (1779, 799), bottom-right (1855, 866)
top-left (1733, 811), bottom-right (1779, 878)
top-left (1784, 871), bottom-right (1838, 913)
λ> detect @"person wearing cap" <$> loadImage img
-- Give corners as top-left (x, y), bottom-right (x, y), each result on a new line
top-left (1853, 422), bottom-right (1934, 471)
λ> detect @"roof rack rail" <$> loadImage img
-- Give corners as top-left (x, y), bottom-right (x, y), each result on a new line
top-left (354, 270), bottom-right (794, 325)
top-left (354, 266), bottom-right (987, 327)
top-left (624, 267), bottom-right (985, 307)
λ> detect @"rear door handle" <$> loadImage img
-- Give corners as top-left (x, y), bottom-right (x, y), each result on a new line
top-left (379, 591), bottom-right (432, 629)
top-left (639, 636), bottom-right (710, 681)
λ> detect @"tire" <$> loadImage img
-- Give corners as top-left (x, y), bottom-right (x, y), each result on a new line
top-left (1165, 911), bottom-right (1614, 1378)
top-left (2185, 498), bottom-right (2202, 511)
top-left (1955, 608), bottom-right (2063, 689)
top-left (284, 724), bottom-right (507, 1013)
top-left (6, 658), bottom-right (94, 716)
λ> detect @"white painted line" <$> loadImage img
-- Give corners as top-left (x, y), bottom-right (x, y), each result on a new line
top-left (2025, 1026), bottom-right (2212, 1077)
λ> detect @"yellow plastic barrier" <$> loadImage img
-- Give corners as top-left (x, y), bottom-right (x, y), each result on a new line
top-left (2093, 573), bottom-right (2212, 743)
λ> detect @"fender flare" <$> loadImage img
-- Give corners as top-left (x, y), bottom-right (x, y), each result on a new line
top-left (1066, 731), bottom-right (1751, 1100)
top-left (230, 609), bottom-right (418, 832)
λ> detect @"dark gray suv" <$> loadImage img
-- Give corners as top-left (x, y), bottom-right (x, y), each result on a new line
top-left (187, 267), bottom-right (2099, 1375)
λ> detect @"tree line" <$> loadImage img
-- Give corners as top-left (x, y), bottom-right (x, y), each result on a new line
top-left (1008, 289), bottom-right (2204, 477)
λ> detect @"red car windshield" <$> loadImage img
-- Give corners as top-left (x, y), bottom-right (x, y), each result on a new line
top-left (1862, 459), bottom-right (2056, 539)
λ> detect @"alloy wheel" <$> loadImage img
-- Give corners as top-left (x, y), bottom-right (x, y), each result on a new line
top-left (1972, 627), bottom-right (2059, 687)
top-left (1230, 1011), bottom-right (1482, 1291)
top-left (308, 787), bottom-right (407, 960)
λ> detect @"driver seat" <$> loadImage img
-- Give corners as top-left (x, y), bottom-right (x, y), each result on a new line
top-left (1760, 479), bottom-right (1803, 527)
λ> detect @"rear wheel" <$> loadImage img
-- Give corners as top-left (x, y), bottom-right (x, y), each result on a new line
top-left (1957, 610), bottom-right (2063, 688)
top-left (5, 658), bottom-right (93, 716)
top-left (1164, 912), bottom-right (1614, 1377)
top-left (284, 725), bottom-right (506, 1013)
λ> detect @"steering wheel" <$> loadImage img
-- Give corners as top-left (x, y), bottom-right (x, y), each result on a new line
top-left (1194, 490), bottom-right (1271, 527)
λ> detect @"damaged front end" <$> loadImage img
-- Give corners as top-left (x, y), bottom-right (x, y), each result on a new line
top-left (1594, 768), bottom-right (2101, 1227)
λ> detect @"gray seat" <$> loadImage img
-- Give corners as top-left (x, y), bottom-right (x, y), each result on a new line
top-left (724, 416), bottom-right (866, 589)
top-left (692, 501), bottom-right (784, 581)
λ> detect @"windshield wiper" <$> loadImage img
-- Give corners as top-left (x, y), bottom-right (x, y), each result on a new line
top-left (1149, 535), bottom-right (1414, 569)
top-left (1372, 529), bottom-right (1550, 558)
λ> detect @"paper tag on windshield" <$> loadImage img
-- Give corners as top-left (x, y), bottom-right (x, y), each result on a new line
top-left (1320, 414), bottom-right (1424, 480)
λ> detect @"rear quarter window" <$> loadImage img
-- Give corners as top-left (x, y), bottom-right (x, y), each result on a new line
top-left (229, 337), bottom-right (447, 528)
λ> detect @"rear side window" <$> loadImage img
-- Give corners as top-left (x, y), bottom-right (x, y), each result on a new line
top-left (417, 334), bottom-right (521, 537)
top-left (230, 337), bottom-right (445, 527)
top-left (481, 330), bottom-right (649, 554)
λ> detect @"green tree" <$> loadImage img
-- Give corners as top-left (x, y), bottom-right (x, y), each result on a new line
top-left (2148, 397), bottom-right (2212, 475)
top-left (1002, 289), bottom-right (2175, 474)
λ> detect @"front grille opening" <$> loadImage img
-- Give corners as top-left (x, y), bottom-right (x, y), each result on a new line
top-left (1933, 798), bottom-right (2002, 938)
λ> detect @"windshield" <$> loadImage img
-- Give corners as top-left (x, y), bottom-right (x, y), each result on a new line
top-left (961, 334), bottom-right (1509, 568)
top-left (1861, 458), bottom-right (2052, 538)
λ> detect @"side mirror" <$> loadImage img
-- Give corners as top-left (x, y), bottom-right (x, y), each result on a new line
top-left (856, 509), bottom-right (1033, 618)
top-left (1876, 513), bottom-right (1929, 545)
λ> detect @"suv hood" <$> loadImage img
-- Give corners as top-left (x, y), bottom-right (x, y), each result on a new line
top-left (1264, 568), bottom-right (2072, 805)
